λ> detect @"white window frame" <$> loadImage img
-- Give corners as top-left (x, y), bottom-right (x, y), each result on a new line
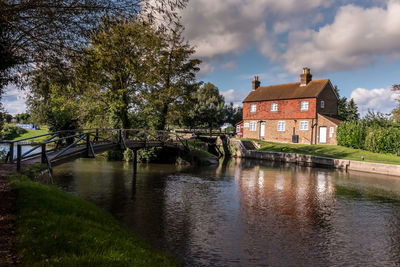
top-left (250, 121), bottom-right (257, 131)
top-left (329, 126), bottom-right (334, 138)
top-left (236, 125), bottom-right (241, 132)
top-left (271, 103), bottom-right (278, 112)
top-left (321, 100), bottom-right (325, 109)
top-left (300, 101), bottom-right (309, 111)
top-left (277, 121), bottom-right (286, 132)
top-left (250, 104), bottom-right (257, 113)
top-left (244, 122), bottom-right (249, 128)
top-left (300, 121), bottom-right (309, 131)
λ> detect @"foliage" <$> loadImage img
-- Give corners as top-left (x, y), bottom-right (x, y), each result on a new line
top-left (4, 113), bottom-right (12, 123)
top-left (362, 110), bottom-right (393, 127)
top-left (106, 150), bottom-right (124, 161)
top-left (0, 123), bottom-right (27, 140)
top-left (137, 147), bottom-right (160, 163)
top-left (334, 86), bottom-right (360, 121)
top-left (255, 140), bottom-right (400, 165)
top-left (11, 171), bottom-right (179, 266)
top-left (14, 113), bottom-right (31, 124)
top-left (141, 23), bottom-right (201, 130)
top-left (224, 102), bottom-right (243, 126)
top-left (189, 82), bottom-right (226, 129)
top-left (336, 120), bottom-right (366, 149)
top-left (364, 126), bottom-right (400, 154)
top-left (123, 148), bottom-right (133, 162)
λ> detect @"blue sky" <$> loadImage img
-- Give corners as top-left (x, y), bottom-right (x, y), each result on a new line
top-left (3, 0), bottom-right (400, 116)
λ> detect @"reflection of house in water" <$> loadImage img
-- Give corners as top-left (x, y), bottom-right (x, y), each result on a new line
top-left (233, 160), bottom-right (337, 264)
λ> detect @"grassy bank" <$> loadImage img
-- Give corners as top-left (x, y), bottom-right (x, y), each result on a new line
top-left (249, 139), bottom-right (400, 165)
top-left (12, 126), bottom-right (49, 141)
top-left (11, 166), bottom-right (179, 266)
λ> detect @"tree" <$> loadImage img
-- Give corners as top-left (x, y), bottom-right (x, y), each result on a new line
top-left (191, 82), bottom-right (226, 129)
top-left (224, 103), bottom-right (243, 126)
top-left (391, 84), bottom-right (400, 121)
top-left (4, 113), bottom-right (12, 123)
top-left (334, 86), bottom-right (359, 121)
top-left (142, 24), bottom-right (201, 130)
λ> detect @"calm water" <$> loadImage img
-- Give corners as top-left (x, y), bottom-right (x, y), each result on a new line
top-left (53, 158), bottom-right (400, 266)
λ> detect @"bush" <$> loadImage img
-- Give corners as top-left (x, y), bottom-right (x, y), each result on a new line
top-left (106, 150), bottom-right (123, 161)
top-left (137, 147), bottom-right (160, 163)
top-left (364, 126), bottom-right (400, 154)
top-left (336, 121), bottom-right (366, 149)
top-left (0, 124), bottom-right (27, 140)
top-left (123, 148), bottom-right (133, 162)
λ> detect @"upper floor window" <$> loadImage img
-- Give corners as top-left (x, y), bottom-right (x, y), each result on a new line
top-left (271, 103), bottom-right (278, 112)
top-left (321, 100), bottom-right (325, 109)
top-left (300, 121), bottom-right (309, 130)
top-left (277, 121), bottom-right (286, 131)
top-left (300, 101), bottom-right (309, 111)
top-left (250, 104), bottom-right (257, 113)
top-left (250, 121), bottom-right (257, 131)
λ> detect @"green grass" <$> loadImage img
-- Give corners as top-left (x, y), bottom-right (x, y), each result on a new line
top-left (184, 139), bottom-right (216, 159)
top-left (249, 139), bottom-right (400, 165)
top-left (12, 126), bottom-right (50, 142)
top-left (11, 166), bottom-right (180, 266)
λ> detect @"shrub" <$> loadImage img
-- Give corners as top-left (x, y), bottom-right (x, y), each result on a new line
top-left (364, 126), bottom-right (400, 154)
top-left (336, 121), bottom-right (366, 149)
top-left (0, 124), bottom-right (27, 140)
top-left (123, 148), bottom-right (133, 162)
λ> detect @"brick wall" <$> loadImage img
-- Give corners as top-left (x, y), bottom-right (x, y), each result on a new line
top-left (316, 114), bottom-right (339, 145)
top-left (243, 119), bottom-right (315, 144)
top-left (316, 83), bottom-right (338, 116)
top-left (243, 98), bottom-right (317, 121)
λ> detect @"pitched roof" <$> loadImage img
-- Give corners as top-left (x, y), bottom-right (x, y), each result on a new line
top-left (243, 79), bottom-right (330, 102)
top-left (319, 114), bottom-right (343, 125)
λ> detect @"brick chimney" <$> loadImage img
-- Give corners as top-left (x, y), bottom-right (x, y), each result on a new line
top-left (300, 67), bottom-right (312, 86)
top-left (252, 76), bottom-right (260, 91)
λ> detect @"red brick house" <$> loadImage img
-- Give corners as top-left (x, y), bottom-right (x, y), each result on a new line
top-left (242, 68), bottom-right (342, 145)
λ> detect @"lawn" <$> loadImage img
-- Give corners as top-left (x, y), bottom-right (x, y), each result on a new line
top-left (249, 139), bottom-right (400, 165)
top-left (11, 165), bottom-right (180, 266)
top-left (12, 126), bottom-right (50, 141)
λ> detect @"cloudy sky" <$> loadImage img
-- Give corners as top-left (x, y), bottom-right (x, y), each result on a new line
top-left (3, 0), bottom-right (400, 115)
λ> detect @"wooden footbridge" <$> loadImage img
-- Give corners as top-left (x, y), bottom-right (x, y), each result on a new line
top-left (1, 129), bottom-right (193, 173)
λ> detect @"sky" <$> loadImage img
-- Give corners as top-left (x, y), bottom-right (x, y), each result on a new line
top-left (3, 0), bottom-right (400, 116)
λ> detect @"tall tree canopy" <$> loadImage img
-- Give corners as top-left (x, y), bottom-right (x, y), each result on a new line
top-left (334, 86), bottom-right (360, 121)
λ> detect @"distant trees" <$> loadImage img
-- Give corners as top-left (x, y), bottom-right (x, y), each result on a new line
top-left (334, 86), bottom-right (359, 121)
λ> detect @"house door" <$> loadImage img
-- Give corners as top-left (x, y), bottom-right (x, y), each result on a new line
top-left (260, 122), bottom-right (265, 139)
top-left (319, 127), bottom-right (327, 143)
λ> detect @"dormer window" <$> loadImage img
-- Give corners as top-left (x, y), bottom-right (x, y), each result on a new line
top-left (300, 101), bottom-right (309, 111)
top-left (271, 103), bottom-right (278, 112)
top-left (321, 100), bottom-right (325, 109)
top-left (250, 104), bottom-right (257, 113)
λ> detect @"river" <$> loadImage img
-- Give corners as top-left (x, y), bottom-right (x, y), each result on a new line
top-left (53, 158), bottom-right (400, 266)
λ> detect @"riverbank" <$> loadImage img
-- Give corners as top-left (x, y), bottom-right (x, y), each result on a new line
top-left (230, 139), bottom-right (400, 177)
top-left (9, 165), bottom-right (180, 266)
top-left (250, 139), bottom-right (400, 165)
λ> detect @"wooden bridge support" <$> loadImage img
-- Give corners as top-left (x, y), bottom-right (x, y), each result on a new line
top-left (132, 149), bottom-right (137, 174)
top-left (16, 144), bottom-right (21, 172)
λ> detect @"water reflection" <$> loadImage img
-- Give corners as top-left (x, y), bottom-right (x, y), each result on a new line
top-left (54, 158), bottom-right (400, 266)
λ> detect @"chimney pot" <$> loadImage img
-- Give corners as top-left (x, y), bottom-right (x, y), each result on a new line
top-left (252, 76), bottom-right (261, 91)
top-left (300, 67), bottom-right (312, 86)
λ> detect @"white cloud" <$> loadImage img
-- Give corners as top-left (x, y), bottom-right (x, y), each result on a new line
top-left (284, 0), bottom-right (400, 74)
top-left (181, 0), bottom-right (331, 61)
top-left (2, 84), bottom-right (27, 115)
top-left (221, 89), bottom-right (247, 106)
top-left (350, 87), bottom-right (398, 116)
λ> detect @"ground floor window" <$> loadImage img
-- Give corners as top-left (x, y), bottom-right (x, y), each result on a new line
top-left (277, 121), bottom-right (285, 131)
top-left (300, 121), bottom-right (308, 130)
top-left (250, 121), bottom-right (257, 131)
top-left (329, 126), bottom-right (334, 137)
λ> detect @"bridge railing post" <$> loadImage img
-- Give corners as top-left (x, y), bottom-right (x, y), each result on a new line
top-left (16, 144), bottom-right (22, 172)
top-left (95, 128), bottom-right (99, 143)
top-left (86, 134), bottom-right (90, 157)
top-left (41, 144), bottom-right (46, 164)
top-left (9, 142), bottom-right (14, 163)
